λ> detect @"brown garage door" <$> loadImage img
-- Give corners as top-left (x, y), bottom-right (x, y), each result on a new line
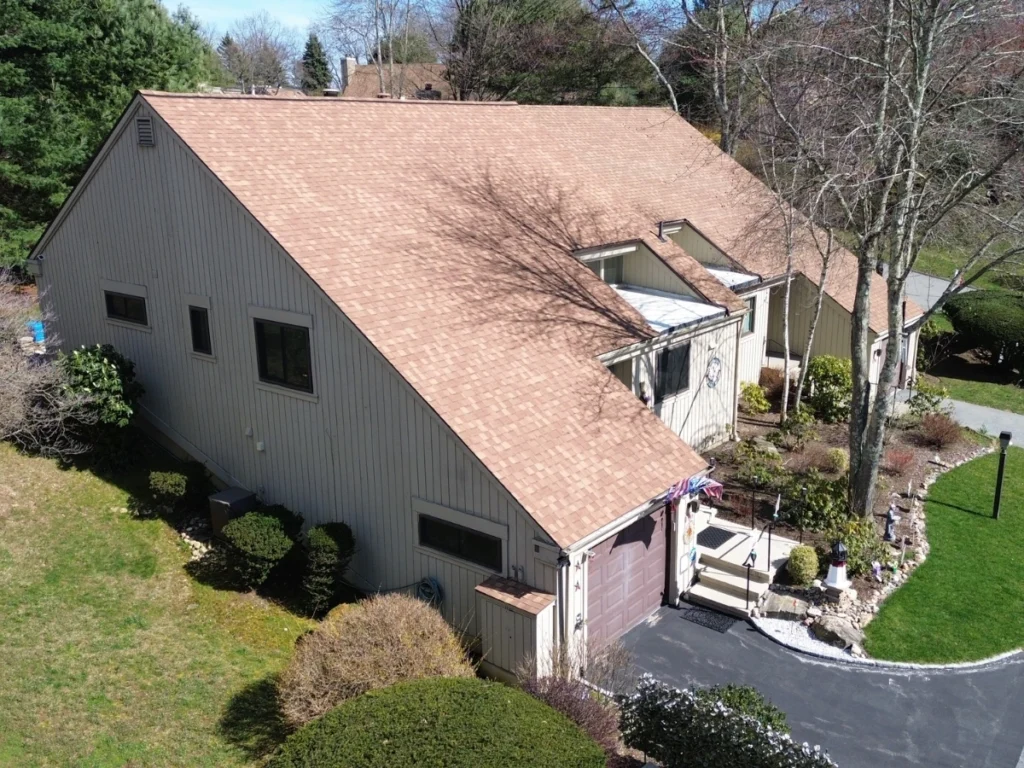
top-left (586, 507), bottom-right (668, 649)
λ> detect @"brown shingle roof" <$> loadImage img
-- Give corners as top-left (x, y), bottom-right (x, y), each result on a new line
top-left (342, 64), bottom-right (452, 100)
top-left (475, 576), bottom-right (555, 615)
top-left (143, 94), bottom-right (865, 547)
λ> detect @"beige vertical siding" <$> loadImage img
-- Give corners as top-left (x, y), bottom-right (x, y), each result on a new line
top-left (622, 245), bottom-right (699, 297)
top-left (616, 319), bottom-right (740, 452)
top-left (36, 103), bottom-right (552, 637)
top-left (738, 286), bottom-right (770, 384)
top-left (475, 593), bottom-right (539, 675)
top-left (670, 224), bottom-right (735, 268)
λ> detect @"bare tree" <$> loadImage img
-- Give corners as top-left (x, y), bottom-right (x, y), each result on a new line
top-left (224, 11), bottom-right (299, 92)
top-left (751, 0), bottom-right (1024, 516)
top-left (0, 274), bottom-right (94, 458)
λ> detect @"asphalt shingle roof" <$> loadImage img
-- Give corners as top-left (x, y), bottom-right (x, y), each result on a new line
top-left (141, 93), bottom-right (900, 547)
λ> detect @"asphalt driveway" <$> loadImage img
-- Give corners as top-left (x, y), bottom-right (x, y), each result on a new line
top-left (622, 606), bottom-right (1024, 768)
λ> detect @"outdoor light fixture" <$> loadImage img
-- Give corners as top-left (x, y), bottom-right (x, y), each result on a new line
top-left (994, 431), bottom-right (1012, 519)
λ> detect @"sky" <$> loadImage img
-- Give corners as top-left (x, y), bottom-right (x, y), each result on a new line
top-left (165, 0), bottom-right (324, 35)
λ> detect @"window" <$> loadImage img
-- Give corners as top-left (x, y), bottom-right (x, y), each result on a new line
top-left (105, 291), bottom-right (148, 326)
top-left (743, 297), bottom-right (756, 335)
top-left (586, 255), bottom-right (623, 285)
top-left (189, 306), bottom-right (212, 355)
top-left (254, 319), bottom-right (312, 392)
top-left (418, 514), bottom-right (503, 572)
top-left (655, 342), bottom-right (691, 402)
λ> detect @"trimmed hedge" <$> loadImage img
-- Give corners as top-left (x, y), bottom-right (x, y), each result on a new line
top-left (619, 675), bottom-right (835, 768)
top-left (268, 677), bottom-right (606, 768)
top-left (786, 546), bottom-right (819, 586)
top-left (222, 511), bottom-right (296, 589)
top-left (944, 289), bottom-right (1024, 371)
top-left (692, 684), bottom-right (789, 734)
top-left (302, 522), bottom-right (355, 615)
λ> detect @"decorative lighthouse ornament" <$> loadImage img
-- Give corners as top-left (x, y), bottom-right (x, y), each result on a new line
top-left (824, 541), bottom-right (851, 591)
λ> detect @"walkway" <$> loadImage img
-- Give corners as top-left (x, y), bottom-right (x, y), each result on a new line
top-left (897, 389), bottom-right (1024, 437)
top-left (623, 606), bottom-right (1024, 768)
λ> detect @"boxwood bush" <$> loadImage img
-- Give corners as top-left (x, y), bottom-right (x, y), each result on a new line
top-left (302, 522), bottom-right (355, 615)
top-left (619, 675), bottom-right (835, 768)
top-left (786, 545), bottom-right (819, 586)
top-left (268, 677), bottom-right (606, 768)
top-left (222, 510), bottom-right (297, 589)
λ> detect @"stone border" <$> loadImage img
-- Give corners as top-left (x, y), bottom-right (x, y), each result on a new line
top-left (749, 442), bottom-right (1021, 672)
top-left (748, 615), bottom-right (1023, 671)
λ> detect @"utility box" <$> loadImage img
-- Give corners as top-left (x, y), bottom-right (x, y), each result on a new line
top-left (209, 488), bottom-right (257, 535)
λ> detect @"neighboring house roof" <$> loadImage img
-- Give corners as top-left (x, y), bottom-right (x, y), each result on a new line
top-left (342, 64), bottom-right (452, 100)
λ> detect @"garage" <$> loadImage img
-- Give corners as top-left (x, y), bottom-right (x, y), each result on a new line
top-left (586, 506), bottom-right (669, 649)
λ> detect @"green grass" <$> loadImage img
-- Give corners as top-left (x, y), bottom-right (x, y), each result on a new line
top-left (0, 444), bottom-right (314, 767)
top-left (938, 375), bottom-right (1024, 415)
top-left (864, 447), bottom-right (1024, 662)
top-left (914, 242), bottom-right (1022, 292)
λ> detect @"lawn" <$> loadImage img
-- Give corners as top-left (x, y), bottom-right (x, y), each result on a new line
top-left (938, 376), bottom-right (1024, 416)
top-left (864, 447), bottom-right (1024, 663)
top-left (914, 241), bottom-right (1022, 292)
top-left (0, 444), bottom-right (314, 767)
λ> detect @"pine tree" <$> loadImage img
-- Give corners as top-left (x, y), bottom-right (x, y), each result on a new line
top-left (301, 34), bottom-right (331, 95)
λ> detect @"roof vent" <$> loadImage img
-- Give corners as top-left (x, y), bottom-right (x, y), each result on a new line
top-left (136, 117), bottom-right (155, 147)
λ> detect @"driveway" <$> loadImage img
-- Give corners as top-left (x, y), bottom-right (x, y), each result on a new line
top-left (906, 270), bottom-right (971, 311)
top-left (622, 606), bottom-right (1024, 768)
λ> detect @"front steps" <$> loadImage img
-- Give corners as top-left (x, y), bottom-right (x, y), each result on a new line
top-left (685, 508), bottom-right (800, 618)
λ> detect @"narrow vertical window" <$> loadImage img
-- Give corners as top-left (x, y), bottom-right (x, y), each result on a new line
top-left (189, 306), bottom-right (212, 355)
top-left (743, 297), bottom-right (756, 335)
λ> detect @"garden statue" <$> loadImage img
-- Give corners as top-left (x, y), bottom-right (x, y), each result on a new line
top-left (884, 501), bottom-right (900, 542)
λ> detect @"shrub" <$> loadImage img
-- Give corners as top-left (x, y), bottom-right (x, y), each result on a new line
top-left (944, 289), bottom-right (1024, 372)
top-left (805, 355), bottom-right (853, 423)
top-left (783, 470), bottom-right (847, 532)
top-left (302, 522), bottom-right (356, 616)
top-left (692, 684), bottom-right (789, 734)
top-left (776, 407), bottom-right (817, 451)
top-left (149, 471), bottom-right (187, 502)
top-left (818, 517), bottom-right (887, 577)
top-left (222, 511), bottom-right (296, 589)
top-left (916, 317), bottom-right (955, 373)
top-left (883, 447), bottom-right (915, 476)
top-left (269, 677), bottom-right (606, 768)
top-left (520, 675), bottom-right (620, 754)
top-left (786, 546), bottom-right (819, 586)
top-left (734, 439), bottom-right (788, 492)
top-left (919, 412), bottom-right (962, 449)
top-left (258, 504), bottom-right (304, 538)
top-left (278, 592), bottom-right (474, 728)
top-left (60, 344), bottom-right (144, 430)
top-left (759, 367), bottom-right (786, 401)
top-left (740, 382), bottom-right (771, 415)
top-left (907, 378), bottom-right (950, 419)
top-left (824, 448), bottom-right (849, 474)
top-left (619, 675), bottom-right (835, 768)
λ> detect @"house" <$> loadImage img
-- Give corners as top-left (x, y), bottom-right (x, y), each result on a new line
top-left (339, 57), bottom-right (452, 100)
top-left (27, 92), bottom-right (918, 679)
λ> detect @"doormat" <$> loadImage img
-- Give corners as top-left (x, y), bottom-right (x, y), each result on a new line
top-left (679, 604), bottom-right (738, 634)
top-left (696, 525), bottom-right (738, 551)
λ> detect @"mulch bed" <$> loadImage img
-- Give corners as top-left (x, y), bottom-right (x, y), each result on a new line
top-left (705, 407), bottom-right (985, 598)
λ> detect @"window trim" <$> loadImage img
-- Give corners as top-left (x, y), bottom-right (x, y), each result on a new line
top-left (742, 296), bottom-right (756, 336)
top-left (412, 498), bottom-right (508, 575)
top-left (655, 341), bottom-right (692, 403)
top-left (248, 306), bottom-right (315, 398)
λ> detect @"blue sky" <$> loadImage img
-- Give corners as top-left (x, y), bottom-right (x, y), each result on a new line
top-left (166, 0), bottom-right (324, 35)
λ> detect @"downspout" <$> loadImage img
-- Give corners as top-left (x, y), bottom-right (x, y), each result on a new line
top-left (731, 317), bottom-right (742, 440)
top-left (556, 554), bottom-right (569, 649)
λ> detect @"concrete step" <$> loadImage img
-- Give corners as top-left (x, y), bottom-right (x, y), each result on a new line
top-left (686, 583), bottom-right (758, 618)
top-left (698, 566), bottom-right (771, 601)
top-left (699, 552), bottom-right (773, 583)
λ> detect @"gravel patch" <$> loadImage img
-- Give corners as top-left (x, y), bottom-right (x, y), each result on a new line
top-left (754, 617), bottom-right (856, 661)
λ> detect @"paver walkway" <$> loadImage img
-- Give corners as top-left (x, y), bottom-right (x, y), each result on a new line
top-left (623, 606), bottom-right (1024, 768)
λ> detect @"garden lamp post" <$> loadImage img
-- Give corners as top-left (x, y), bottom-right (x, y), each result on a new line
top-left (994, 431), bottom-right (1012, 520)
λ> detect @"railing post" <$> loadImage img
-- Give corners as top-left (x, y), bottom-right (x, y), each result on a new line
top-left (745, 564), bottom-right (751, 611)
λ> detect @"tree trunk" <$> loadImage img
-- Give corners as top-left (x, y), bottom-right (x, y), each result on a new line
top-left (848, 245), bottom-right (880, 516)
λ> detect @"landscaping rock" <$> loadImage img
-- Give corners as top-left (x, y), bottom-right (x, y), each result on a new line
top-left (807, 606), bottom-right (823, 618)
top-left (751, 436), bottom-right (780, 456)
top-left (811, 615), bottom-right (865, 649)
top-left (762, 592), bottom-right (810, 620)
